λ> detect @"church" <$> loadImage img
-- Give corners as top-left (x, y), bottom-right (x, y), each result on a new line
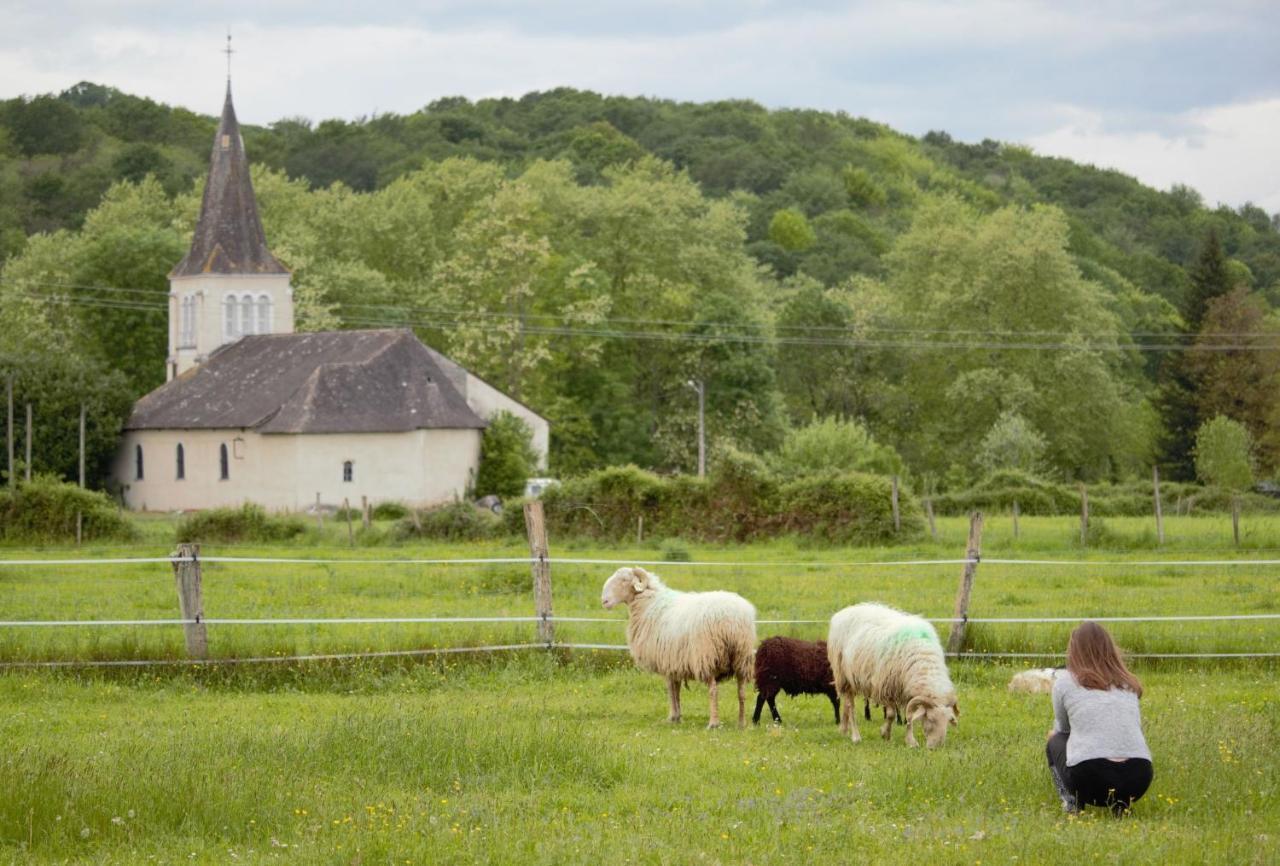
top-left (112, 84), bottom-right (549, 512)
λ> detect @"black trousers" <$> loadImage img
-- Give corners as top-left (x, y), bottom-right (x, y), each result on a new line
top-left (1046, 731), bottom-right (1153, 814)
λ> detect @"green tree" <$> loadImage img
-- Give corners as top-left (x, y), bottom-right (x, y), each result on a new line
top-left (771, 417), bottom-right (904, 478)
top-left (768, 208), bottom-right (816, 251)
top-left (1183, 230), bottom-right (1232, 332)
top-left (975, 410), bottom-right (1049, 476)
top-left (475, 411), bottom-right (538, 498)
top-left (1194, 415), bottom-right (1254, 491)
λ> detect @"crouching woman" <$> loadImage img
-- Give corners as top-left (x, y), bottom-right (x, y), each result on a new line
top-left (1046, 622), bottom-right (1153, 815)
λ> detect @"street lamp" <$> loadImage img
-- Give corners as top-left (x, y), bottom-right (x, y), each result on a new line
top-left (686, 379), bottom-right (705, 478)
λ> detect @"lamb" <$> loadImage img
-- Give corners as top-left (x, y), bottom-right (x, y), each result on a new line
top-left (752, 636), bottom-right (840, 726)
top-left (601, 566), bottom-right (756, 729)
top-left (827, 602), bottom-right (959, 748)
top-left (1008, 667), bottom-right (1062, 694)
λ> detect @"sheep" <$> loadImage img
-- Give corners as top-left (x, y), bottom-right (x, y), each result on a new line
top-left (827, 602), bottom-right (959, 748)
top-left (1008, 667), bottom-right (1062, 694)
top-left (601, 566), bottom-right (756, 729)
top-left (752, 636), bottom-right (840, 726)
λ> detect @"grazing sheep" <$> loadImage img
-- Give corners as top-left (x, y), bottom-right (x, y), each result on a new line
top-left (827, 602), bottom-right (959, 748)
top-left (752, 637), bottom-right (840, 726)
top-left (1008, 667), bottom-right (1062, 694)
top-left (601, 566), bottom-right (756, 729)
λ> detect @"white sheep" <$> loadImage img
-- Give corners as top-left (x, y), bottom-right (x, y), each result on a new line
top-left (827, 602), bottom-right (959, 748)
top-left (1007, 667), bottom-right (1061, 694)
top-left (601, 566), bottom-right (756, 728)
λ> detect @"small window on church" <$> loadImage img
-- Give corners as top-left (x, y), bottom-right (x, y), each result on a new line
top-left (342, 461), bottom-right (354, 483)
top-left (220, 443), bottom-right (229, 480)
top-left (135, 444), bottom-right (144, 481)
top-left (256, 295), bottom-right (272, 334)
top-left (176, 443), bottom-right (185, 480)
top-left (221, 134), bottom-right (231, 149)
top-left (224, 295), bottom-right (238, 339)
top-left (239, 294), bottom-right (254, 336)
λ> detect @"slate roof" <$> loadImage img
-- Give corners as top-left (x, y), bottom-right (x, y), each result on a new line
top-left (125, 330), bottom-right (487, 434)
top-left (170, 83), bottom-right (289, 278)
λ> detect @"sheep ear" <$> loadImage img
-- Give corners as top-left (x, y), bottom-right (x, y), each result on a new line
top-left (950, 701), bottom-right (960, 726)
top-left (905, 697), bottom-right (927, 723)
top-left (631, 567), bottom-right (649, 592)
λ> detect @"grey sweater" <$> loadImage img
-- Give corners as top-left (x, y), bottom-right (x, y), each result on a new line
top-left (1052, 671), bottom-right (1152, 766)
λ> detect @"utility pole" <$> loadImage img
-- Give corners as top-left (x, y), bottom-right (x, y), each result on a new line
top-left (687, 379), bottom-right (706, 478)
top-left (79, 403), bottom-right (86, 488)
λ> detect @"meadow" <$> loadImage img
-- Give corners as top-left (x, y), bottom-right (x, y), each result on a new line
top-left (1, 514), bottom-right (1277, 863)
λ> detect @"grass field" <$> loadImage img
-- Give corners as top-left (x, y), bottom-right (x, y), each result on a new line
top-left (1, 515), bottom-right (1277, 863)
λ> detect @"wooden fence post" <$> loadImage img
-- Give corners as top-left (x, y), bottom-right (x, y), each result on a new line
top-left (524, 500), bottom-right (554, 647)
top-left (75, 511), bottom-right (82, 547)
top-left (361, 495), bottom-right (370, 530)
top-left (1232, 495), bottom-right (1241, 546)
top-left (171, 543), bottom-right (208, 659)
top-left (637, 514), bottom-right (644, 544)
top-left (891, 475), bottom-right (901, 533)
top-left (924, 498), bottom-right (938, 541)
top-left (315, 492), bottom-right (323, 531)
top-left (946, 512), bottom-right (984, 654)
top-left (1153, 466), bottom-right (1164, 546)
top-left (343, 497), bottom-right (354, 546)
top-left (1079, 484), bottom-right (1089, 546)
top-left (1012, 500), bottom-right (1020, 539)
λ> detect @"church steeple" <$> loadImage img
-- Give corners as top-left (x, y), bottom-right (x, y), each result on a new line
top-left (166, 75), bottom-right (294, 382)
top-left (171, 83), bottom-right (287, 277)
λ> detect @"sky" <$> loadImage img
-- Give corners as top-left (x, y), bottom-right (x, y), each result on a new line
top-left (3, 1), bottom-right (1278, 212)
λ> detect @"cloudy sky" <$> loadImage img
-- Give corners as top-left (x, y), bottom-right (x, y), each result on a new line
top-left (3, 1), bottom-right (1278, 211)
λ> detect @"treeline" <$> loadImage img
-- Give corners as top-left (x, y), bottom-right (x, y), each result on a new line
top-left (1, 83), bottom-right (1279, 492)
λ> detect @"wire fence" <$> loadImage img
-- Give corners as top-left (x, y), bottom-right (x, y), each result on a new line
top-left (2, 537), bottom-right (1278, 668)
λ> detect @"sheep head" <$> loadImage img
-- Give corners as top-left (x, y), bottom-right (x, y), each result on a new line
top-left (601, 566), bottom-right (655, 609)
top-left (905, 696), bottom-right (959, 749)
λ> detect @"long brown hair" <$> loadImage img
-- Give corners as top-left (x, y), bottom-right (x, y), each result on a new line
top-left (1066, 621), bottom-right (1143, 697)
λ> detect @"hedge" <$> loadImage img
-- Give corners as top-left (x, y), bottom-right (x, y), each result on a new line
top-left (0, 476), bottom-right (138, 543)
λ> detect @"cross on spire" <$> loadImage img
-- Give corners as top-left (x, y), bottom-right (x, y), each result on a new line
top-left (223, 32), bottom-right (234, 82)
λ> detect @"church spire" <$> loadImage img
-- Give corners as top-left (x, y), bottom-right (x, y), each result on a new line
top-left (171, 82), bottom-right (287, 277)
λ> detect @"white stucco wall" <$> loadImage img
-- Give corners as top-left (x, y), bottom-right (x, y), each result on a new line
top-left (114, 427), bottom-right (481, 512)
top-left (168, 272), bottom-right (294, 379)
top-left (460, 374), bottom-right (550, 470)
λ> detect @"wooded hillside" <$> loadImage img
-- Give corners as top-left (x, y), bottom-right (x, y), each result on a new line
top-left (2, 82), bottom-right (1278, 488)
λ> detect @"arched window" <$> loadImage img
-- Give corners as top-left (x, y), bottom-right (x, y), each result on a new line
top-left (219, 443), bottom-right (229, 480)
top-left (176, 443), bottom-right (185, 480)
top-left (256, 294), bottom-right (272, 334)
top-left (224, 294), bottom-right (238, 339)
top-left (135, 444), bottom-right (144, 481)
top-left (342, 460), bottom-right (353, 483)
top-left (178, 297), bottom-right (195, 348)
top-left (239, 294), bottom-right (254, 336)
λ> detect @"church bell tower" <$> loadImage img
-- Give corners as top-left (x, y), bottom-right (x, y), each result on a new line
top-left (167, 76), bottom-right (293, 380)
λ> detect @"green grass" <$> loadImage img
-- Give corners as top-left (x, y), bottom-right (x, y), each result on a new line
top-left (1, 515), bottom-right (1278, 660)
top-left (0, 659), bottom-right (1275, 864)
top-left (1, 515), bottom-right (1277, 863)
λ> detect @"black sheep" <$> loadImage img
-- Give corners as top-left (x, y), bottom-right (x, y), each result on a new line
top-left (752, 636), bottom-right (840, 725)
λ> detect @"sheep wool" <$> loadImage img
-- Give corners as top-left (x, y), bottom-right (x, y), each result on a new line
top-left (601, 566), bottom-right (756, 728)
top-left (752, 636), bottom-right (840, 726)
top-left (827, 602), bottom-right (959, 748)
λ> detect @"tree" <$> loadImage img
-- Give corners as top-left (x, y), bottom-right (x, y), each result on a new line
top-left (768, 208), bottom-right (816, 251)
top-left (1194, 415), bottom-right (1254, 491)
top-left (975, 411), bottom-right (1049, 476)
top-left (475, 412), bottom-right (538, 498)
top-left (1183, 230), bottom-right (1232, 332)
top-left (771, 417), bottom-right (904, 478)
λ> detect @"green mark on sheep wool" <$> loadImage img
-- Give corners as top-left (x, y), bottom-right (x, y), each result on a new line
top-left (887, 625), bottom-right (935, 646)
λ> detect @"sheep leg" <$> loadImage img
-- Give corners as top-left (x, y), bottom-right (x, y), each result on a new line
top-left (767, 693), bottom-right (782, 725)
top-left (752, 692), bottom-right (766, 725)
top-left (737, 675), bottom-right (747, 729)
top-left (667, 676), bottom-right (682, 723)
top-left (880, 706), bottom-right (895, 741)
top-left (707, 677), bottom-right (721, 729)
top-left (828, 690), bottom-right (841, 726)
top-left (905, 717), bottom-right (919, 748)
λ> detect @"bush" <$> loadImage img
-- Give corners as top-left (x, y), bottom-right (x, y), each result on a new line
top-left (475, 412), bottom-right (538, 499)
top-left (776, 473), bottom-right (922, 544)
top-left (771, 418), bottom-right (904, 478)
top-left (0, 475), bottom-right (138, 543)
top-left (395, 502), bottom-right (501, 541)
top-left (1195, 416), bottom-right (1254, 491)
top-left (175, 503), bottom-right (308, 544)
top-left (372, 501), bottom-right (409, 520)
